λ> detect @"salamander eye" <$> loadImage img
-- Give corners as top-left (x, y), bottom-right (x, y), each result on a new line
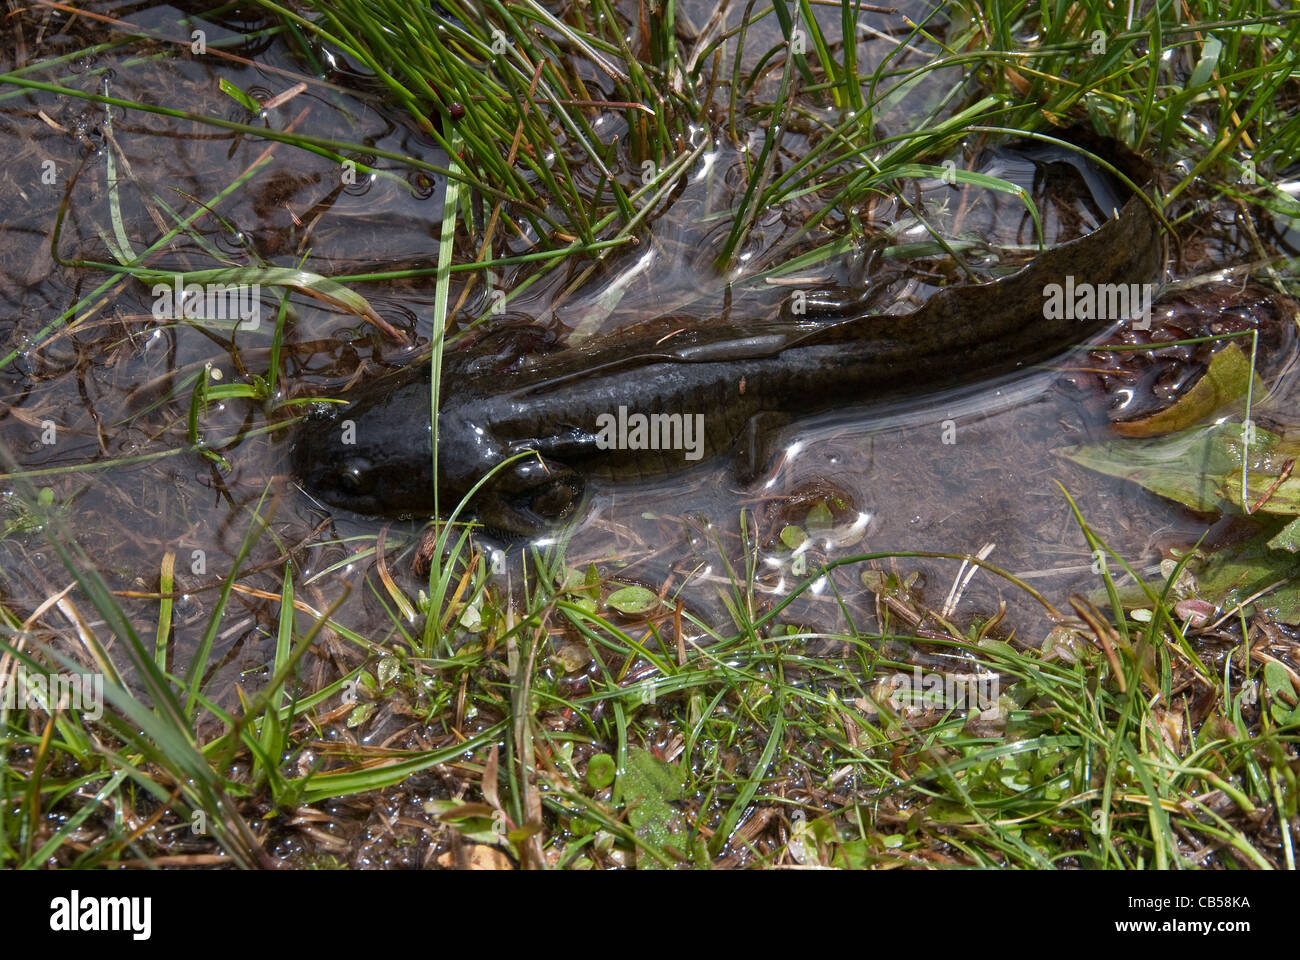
top-left (337, 456), bottom-right (374, 494)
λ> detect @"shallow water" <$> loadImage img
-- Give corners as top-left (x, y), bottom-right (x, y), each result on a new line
top-left (1, 5), bottom-right (1299, 855)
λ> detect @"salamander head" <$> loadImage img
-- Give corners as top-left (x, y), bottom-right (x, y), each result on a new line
top-left (290, 388), bottom-right (437, 517)
top-left (291, 377), bottom-right (587, 536)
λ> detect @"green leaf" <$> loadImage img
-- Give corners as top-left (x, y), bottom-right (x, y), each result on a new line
top-left (1264, 661), bottom-right (1293, 698)
top-left (1264, 661), bottom-right (1300, 724)
top-left (376, 656), bottom-right (399, 688)
top-left (617, 747), bottom-right (687, 864)
top-left (1267, 517), bottom-right (1300, 552)
top-left (1188, 36), bottom-right (1223, 91)
top-left (219, 77), bottom-right (262, 113)
top-left (606, 585), bottom-right (660, 616)
top-left (1180, 533), bottom-right (1300, 624)
top-left (1057, 421), bottom-right (1285, 512)
top-left (806, 501), bottom-right (834, 531)
top-left (780, 525), bottom-right (808, 550)
top-left (1099, 527), bottom-right (1300, 625)
top-left (138, 267), bottom-right (397, 337)
top-left (1224, 477), bottom-right (1300, 516)
top-left (346, 702), bottom-right (375, 728)
top-left (1112, 342), bottom-right (1264, 438)
top-left (586, 753), bottom-right (615, 790)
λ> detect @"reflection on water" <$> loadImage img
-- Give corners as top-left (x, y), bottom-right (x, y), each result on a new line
top-left (0, 3), bottom-right (1297, 725)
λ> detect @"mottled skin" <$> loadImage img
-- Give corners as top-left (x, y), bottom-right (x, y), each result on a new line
top-left (293, 146), bottom-right (1162, 536)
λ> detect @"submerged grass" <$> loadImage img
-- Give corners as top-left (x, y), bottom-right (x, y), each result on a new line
top-left (1, 0), bottom-right (1299, 868)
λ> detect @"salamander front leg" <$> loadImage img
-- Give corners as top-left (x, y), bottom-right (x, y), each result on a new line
top-left (733, 411), bottom-right (791, 485)
top-left (472, 453), bottom-right (586, 537)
